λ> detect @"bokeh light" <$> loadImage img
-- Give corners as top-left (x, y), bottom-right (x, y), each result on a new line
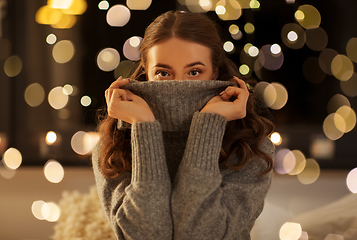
top-left (46, 33), bottom-right (57, 44)
top-left (302, 57), bottom-right (326, 84)
top-left (114, 60), bottom-right (136, 79)
top-left (106, 5), bottom-right (131, 27)
top-left (57, 109), bottom-right (71, 120)
top-left (288, 150), bottom-right (306, 175)
top-left (324, 234), bottom-right (344, 240)
top-left (51, 14), bottom-right (77, 29)
top-left (63, 84), bottom-right (74, 95)
top-left (98, 0), bottom-right (109, 10)
top-left (346, 37), bottom-right (357, 63)
top-left (336, 106), bottom-right (356, 133)
top-left (282, 23), bottom-right (306, 49)
top-left (331, 54), bottom-right (354, 81)
top-left (60, 0), bottom-right (87, 15)
top-left (46, 131), bottom-right (57, 145)
top-left (97, 48), bottom-right (120, 72)
top-left (270, 44), bottom-right (281, 55)
top-left (24, 83), bottom-right (46, 107)
top-left (198, 0), bottom-right (213, 11)
top-left (346, 168), bottom-right (357, 193)
top-left (123, 36), bottom-right (142, 60)
top-left (305, 27), bottom-right (328, 51)
top-left (269, 82), bottom-right (288, 110)
top-left (52, 40), bottom-right (75, 64)
top-left (274, 149), bottom-right (295, 175)
top-left (259, 44), bottom-right (284, 71)
top-left (223, 41), bottom-right (234, 53)
top-left (32, 200), bottom-right (48, 220)
top-left (270, 132), bottom-right (282, 145)
top-left (44, 159), bottom-right (64, 183)
top-left (3, 148), bottom-right (22, 170)
top-left (319, 48), bottom-right (338, 75)
top-left (340, 72), bottom-right (357, 97)
top-left (297, 158), bottom-right (320, 185)
top-left (35, 5), bottom-right (62, 25)
top-left (42, 202), bottom-right (61, 222)
top-left (249, 0), bottom-right (260, 9)
top-left (215, 0), bottom-right (242, 21)
top-left (244, 22), bottom-right (255, 34)
top-left (323, 113), bottom-right (344, 140)
top-left (126, 0), bottom-right (152, 10)
top-left (231, 30), bottom-right (243, 40)
top-left (48, 86), bottom-right (69, 110)
top-left (279, 222), bottom-right (302, 240)
top-left (248, 46), bottom-right (259, 57)
top-left (296, 4), bottom-right (321, 29)
top-left (80, 95), bottom-right (91, 107)
top-left (327, 94), bottom-right (350, 114)
top-left (0, 163), bottom-right (16, 179)
top-left (229, 24), bottom-right (239, 34)
top-left (239, 64), bottom-right (250, 75)
top-left (71, 131), bottom-right (99, 155)
top-left (4, 55), bottom-right (22, 77)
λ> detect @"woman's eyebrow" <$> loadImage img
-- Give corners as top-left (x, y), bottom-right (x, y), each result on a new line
top-left (153, 63), bottom-right (172, 69)
top-left (185, 61), bottom-right (206, 68)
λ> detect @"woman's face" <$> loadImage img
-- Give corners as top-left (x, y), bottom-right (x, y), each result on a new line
top-left (146, 37), bottom-right (218, 81)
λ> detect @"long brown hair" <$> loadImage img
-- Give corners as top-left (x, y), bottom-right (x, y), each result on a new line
top-left (97, 11), bottom-right (274, 179)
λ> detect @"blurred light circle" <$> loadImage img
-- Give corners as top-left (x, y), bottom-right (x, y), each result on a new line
top-left (0, 164), bottom-right (16, 179)
top-left (270, 132), bottom-right (282, 145)
top-left (61, 0), bottom-right (87, 15)
top-left (269, 82), bottom-right (288, 110)
top-left (44, 160), bottom-right (64, 183)
top-left (319, 48), bottom-right (338, 75)
top-left (123, 37), bottom-right (142, 61)
top-left (323, 113), bottom-right (344, 140)
top-left (114, 60), bottom-right (136, 79)
top-left (249, 0), bottom-right (260, 9)
top-left (3, 148), bottom-right (22, 170)
top-left (279, 222), bottom-right (302, 240)
top-left (259, 44), bottom-right (284, 71)
top-left (24, 83), bottom-right (45, 107)
top-left (4, 55), bottom-right (22, 77)
top-left (35, 5), bottom-right (62, 25)
top-left (32, 200), bottom-right (47, 220)
top-left (199, 0), bottom-right (213, 11)
top-left (346, 38), bottom-right (357, 63)
top-left (0, 38), bottom-right (12, 60)
top-left (282, 23), bottom-right (306, 49)
top-left (62, 84), bottom-right (74, 95)
top-left (336, 106), bottom-right (356, 133)
top-left (248, 46), bottom-right (259, 57)
top-left (48, 0), bottom-right (71, 9)
top-left (46, 131), bottom-right (57, 145)
top-left (97, 48), bottom-right (120, 72)
top-left (57, 109), bottom-right (71, 120)
top-left (346, 168), bottom-right (357, 193)
top-left (231, 31), bottom-right (243, 40)
top-left (51, 14), bottom-right (77, 29)
top-left (331, 54), bottom-right (354, 81)
top-left (239, 64), bottom-right (250, 75)
top-left (98, 0), bottom-right (109, 10)
top-left (302, 57), bottom-right (326, 84)
top-left (71, 131), bottom-right (98, 155)
top-left (43, 202), bottom-right (61, 222)
top-left (223, 41), bottom-right (234, 53)
top-left (244, 43), bottom-right (253, 53)
top-left (296, 4), bottom-right (321, 29)
top-left (274, 149), bottom-right (295, 174)
top-left (288, 150), bottom-right (306, 175)
top-left (254, 81), bottom-right (269, 106)
top-left (327, 94), bottom-right (350, 114)
top-left (297, 158), bottom-right (320, 185)
top-left (80, 95), bottom-right (91, 107)
top-left (287, 31), bottom-right (298, 42)
top-left (294, 10), bottom-right (304, 21)
top-left (52, 40), bottom-right (75, 64)
top-left (333, 112), bottom-right (346, 133)
top-left (215, 5), bottom-right (226, 15)
top-left (340, 72), bottom-right (357, 97)
top-left (229, 24), bottom-right (239, 34)
top-left (270, 44), bottom-right (281, 55)
top-left (106, 5), bottom-right (131, 27)
top-left (215, 1), bottom-right (242, 21)
top-left (305, 27), bottom-right (328, 51)
top-left (48, 86), bottom-right (69, 110)
top-left (244, 22), bottom-right (255, 34)
top-left (46, 33), bottom-right (57, 45)
top-left (127, 0), bottom-right (152, 10)
top-left (263, 83), bottom-right (277, 108)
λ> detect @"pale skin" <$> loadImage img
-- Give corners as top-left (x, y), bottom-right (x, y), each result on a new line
top-left (105, 37), bottom-right (249, 124)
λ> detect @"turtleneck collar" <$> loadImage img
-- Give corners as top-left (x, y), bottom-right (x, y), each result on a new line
top-left (118, 80), bottom-right (234, 132)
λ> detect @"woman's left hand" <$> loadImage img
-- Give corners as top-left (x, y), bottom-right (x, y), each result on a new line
top-left (200, 76), bottom-right (249, 121)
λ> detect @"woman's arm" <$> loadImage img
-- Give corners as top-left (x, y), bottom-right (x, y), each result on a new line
top-left (92, 121), bottom-right (173, 239)
top-left (171, 112), bottom-right (274, 239)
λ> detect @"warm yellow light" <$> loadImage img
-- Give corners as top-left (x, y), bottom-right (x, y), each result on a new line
top-left (331, 54), bottom-right (354, 81)
top-left (239, 64), bottom-right (250, 75)
top-left (296, 4), bottom-right (321, 29)
top-left (44, 160), bottom-right (64, 183)
top-left (97, 48), bottom-right (120, 71)
top-left (48, 0), bottom-right (73, 9)
top-left (35, 5), bottom-right (63, 25)
top-left (98, 0), bottom-right (109, 10)
top-left (279, 222), bottom-right (302, 240)
top-left (4, 55), bottom-right (22, 77)
top-left (80, 96), bottom-right (91, 107)
top-left (294, 10), bottom-right (305, 20)
top-left (52, 40), bottom-right (75, 64)
top-left (48, 86), bottom-right (69, 110)
top-left (223, 41), bottom-right (234, 52)
top-left (3, 148), bottom-right (22, 170)
top-left (46, 33), bottom-right (57, 44)
top-left (24, 83), bottom-right (45, 107)
top-left (106, 5), bottom-right (131, 27)
top-left (244, 43), bottom-right (253, 53)
top-left (270, 44), bottom-right (281, 54)
top-left (244, 22), bottom-right (255, 34)
top-left (229, 24), bottom-right (239, 34)
top-left (346, 38), bottom-right (357, 63)
top-left (346, 168), bottom-right (357, 193)
top-left (249, 0), bottom-right (260, 9)
top-left (248, 46), bottom-right (259, 57)
top-left (62, 0), bottom-right (87, 15)
top-left (126, 0), bottom-right (152, 10)
top-left (63, 84), bottom-right (74, 95)
top-left (46, 131), bottom-right (57, 145)
top-left (270, 132), bottom-right (282, 145)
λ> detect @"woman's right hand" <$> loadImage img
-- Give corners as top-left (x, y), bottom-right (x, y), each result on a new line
top-left (105, 77), bottom-right (156, 124)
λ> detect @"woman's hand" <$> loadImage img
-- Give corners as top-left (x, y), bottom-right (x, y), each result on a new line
top-left (105, 77), bottom-right (156, 124)
top-left (200, 77), bottom-right (249, 121)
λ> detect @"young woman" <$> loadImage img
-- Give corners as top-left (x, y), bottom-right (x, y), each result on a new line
top-left (93, 10), bottom-right (275, 240)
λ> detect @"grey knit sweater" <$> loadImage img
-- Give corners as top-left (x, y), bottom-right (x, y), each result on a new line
top-left (92, 80), bottom-right (275, 240)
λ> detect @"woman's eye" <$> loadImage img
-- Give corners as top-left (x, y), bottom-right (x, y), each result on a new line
top-left (156, 70), bottom-right (170, 77)
top-left (188, 69), bottom-right (201, 76)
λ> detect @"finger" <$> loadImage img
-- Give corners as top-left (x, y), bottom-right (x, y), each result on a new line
top-left (233, 76), bottom-right (248, 91)
top-left (220, 87), bottom-right (247, 101)
top-left (109, 76), bottom-right (130, 89)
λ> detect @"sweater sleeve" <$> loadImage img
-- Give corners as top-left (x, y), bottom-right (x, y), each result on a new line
top-left (92, 121), bottom-right (173, 240)
top-left (171, 112), bottom-right (274, 240)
